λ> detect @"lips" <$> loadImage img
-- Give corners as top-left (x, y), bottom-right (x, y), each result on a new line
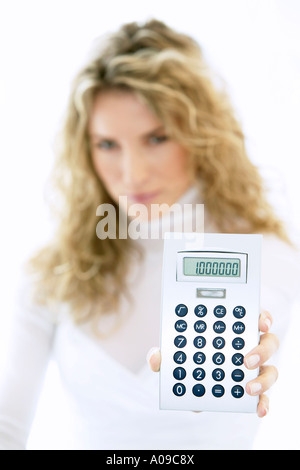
top-left (128, 190), bottom-right (161, 204)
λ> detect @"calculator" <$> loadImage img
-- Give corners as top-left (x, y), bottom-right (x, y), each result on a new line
top-left (159, 233), bottom-right (262, 413)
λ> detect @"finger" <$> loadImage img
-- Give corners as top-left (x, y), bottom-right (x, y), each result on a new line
top-left (244, 333), bottom-right (280, 369)
top-left (246, 365), bottom-right (278, 396)
top-left (147, 347), bottom-right (161, 372)
top-left (257, 394), bottom-right (269, 418)
top-left (259, 310), bottom-right (273, 333)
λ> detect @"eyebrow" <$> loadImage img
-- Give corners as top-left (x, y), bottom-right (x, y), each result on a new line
top-left (89, 125), bottom-right (166, 140)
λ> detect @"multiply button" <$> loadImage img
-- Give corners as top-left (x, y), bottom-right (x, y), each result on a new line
top-left (232, 353), bottom-right (244, 366)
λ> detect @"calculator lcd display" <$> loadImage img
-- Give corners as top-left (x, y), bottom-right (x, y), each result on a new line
top-left (183, 257), bottom-right (241, 277)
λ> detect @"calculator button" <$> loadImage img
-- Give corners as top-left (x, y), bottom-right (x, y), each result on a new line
top-left (213, 337), bottom-right (226, 349)
top-left (193, 368), bottom-right (206, 381)
top-left (213, 305), bottom-right (227, 318)
top-left (213, 321), bottom-right (226, 334)
top-left (231, 369), bottom-right (245, 382)
top-left (232, 353), bottom-right (244, 366)
top-left (173, 367), bottom-right (186, 380)
top-left (192, 384), bottom-right (206, 397)
top-left (231, 385), bottom-right (244, 398)
top-left (194, 320), bottom-right (207, 333)
top-left (232, 338), bottom-right (245, 350)
top-left (173, 383), bottom-right (186, 396)
top-left (212, 385), bottom-right (225, 397)
top-left (194, 305), bottom-right (207, 317)
top-left (194, 336), bottom-right (206, 349)
top-left (232, 322), bottom-right (245, 334)
top-left (175, 304), bottom-right (188, 317)
top-left (212, 368), bottom-right (225, 381)
top-left (174, 335), bottom-right (187, 348)
top-left (212, 353), bottom-right (225, 365)
top-left (233, 306), bottom-right (246, 318)
top-left (174, 351), bottom-right (187, 364)
top-left (175, 320), bottom-right (187, 332)
top-left (193, 352), bottom-right (206, 365)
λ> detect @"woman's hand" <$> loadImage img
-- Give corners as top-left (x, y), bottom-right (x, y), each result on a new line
top-left (147, 310), bottom-right (279, 418)
top-left (244, 310), bottom-right (279, 417)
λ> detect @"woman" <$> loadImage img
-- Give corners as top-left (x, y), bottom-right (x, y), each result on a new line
top-left (0, 19), bottom-right (298, 450)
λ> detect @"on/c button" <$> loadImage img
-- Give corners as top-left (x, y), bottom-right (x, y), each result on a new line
top-left (196, 288), bottom-right (226, 299)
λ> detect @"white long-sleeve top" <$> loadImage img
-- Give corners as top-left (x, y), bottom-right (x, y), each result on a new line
top-left (0, 187), bottom-right (299, 450)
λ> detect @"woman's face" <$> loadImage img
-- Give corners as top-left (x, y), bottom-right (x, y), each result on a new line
top-left (88, 89), bottom-right (193, 219)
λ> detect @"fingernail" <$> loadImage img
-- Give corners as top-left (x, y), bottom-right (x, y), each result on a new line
top-left (258, 405), bottom-right (269, 418)
top-left (146, 346), bottom-right (160, 365)
top-left (264, 318), bottom-right (271, 330)
top-left (249, 382), bottom-right (262, 395)
top-left (245, 354), bottom-right (260, 368)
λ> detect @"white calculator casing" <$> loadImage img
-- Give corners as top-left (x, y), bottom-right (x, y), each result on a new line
top-left (159, 233), bottom-right (262, 413)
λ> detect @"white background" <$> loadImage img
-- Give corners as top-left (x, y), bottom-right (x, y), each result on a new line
top-left (0, 0), bottom-right (299, 450)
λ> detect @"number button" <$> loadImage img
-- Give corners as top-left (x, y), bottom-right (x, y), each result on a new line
top-left (173, 383), bottom-right (186, 396)
top-left (192, 384), bottom-right (206, 397)
top-left (175, 304), bottom-right (188, 317)
top-left (212, 368), bottom-right (225, 381)
top-left (174, 351), bottom-right (187, 364)
top-left (173, 367), bottom-right (186, 380)
top-left (232, 338), bottom-right (245, 350)
top-left (174, 335), bottom-right (187, 348)
top-left (194, 336), bottom-right (206, 349)
top-left (233, 306), bottom-right (246, 318)
top-left (212, 353), bottom-right (225, 365)
top-left (193, 368), bottom-right (206, 381)
top-left (193, 352), bottom-right (206, 365)
top-left (175, 320), bottom-right (187, 332)
top-left (194, 305), bottom-right (207, 317)
top-left (213, 337), bottom-right (226, 349)
top-left (213, 305), bottom-right (226, 318)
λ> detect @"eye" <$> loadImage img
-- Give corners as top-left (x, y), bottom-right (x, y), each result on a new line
top-left (148, 135), bottom-right (169, 145)
top-left (95, 140), bottom-right (118, 150)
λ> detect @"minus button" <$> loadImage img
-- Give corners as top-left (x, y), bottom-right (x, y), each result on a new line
top-left (196, 288), bottom-right (226, 299)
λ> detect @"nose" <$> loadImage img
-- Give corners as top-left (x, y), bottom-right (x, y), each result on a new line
top-left (122, 147), bottom-right (150, 188)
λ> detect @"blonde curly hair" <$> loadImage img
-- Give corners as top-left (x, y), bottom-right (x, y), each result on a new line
top-left (28, 19), bottom-right (288, 323)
